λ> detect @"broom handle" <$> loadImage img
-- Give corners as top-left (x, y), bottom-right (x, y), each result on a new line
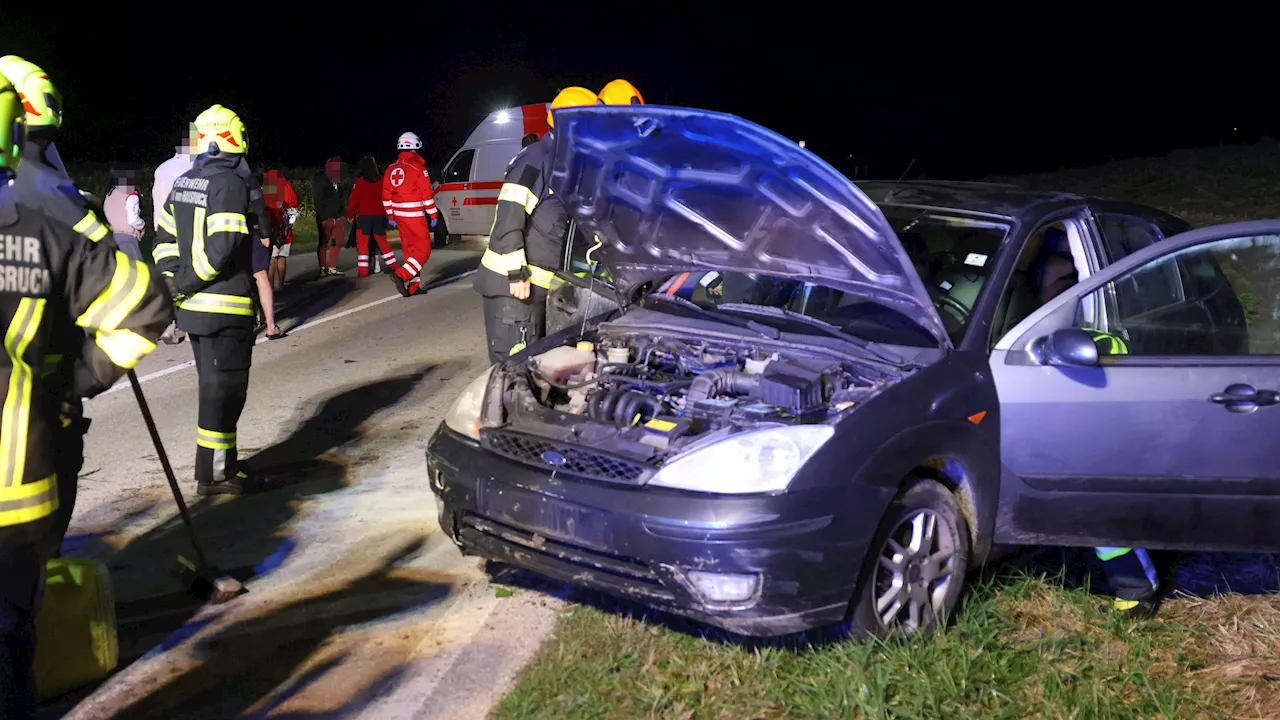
top-left (126, 369), bottom-right (211, 571)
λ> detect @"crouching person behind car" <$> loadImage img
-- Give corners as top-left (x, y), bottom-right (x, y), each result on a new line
top-left (1087, 328), bottom-right (1162, 618)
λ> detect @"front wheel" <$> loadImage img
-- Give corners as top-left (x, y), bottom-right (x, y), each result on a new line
top-left (848, 478), bottom-right (970, 638)
top-left (431, 222), bottom-right (455, 248)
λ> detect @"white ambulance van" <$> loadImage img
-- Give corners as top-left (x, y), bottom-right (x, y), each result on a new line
top-left (432, 103), bottom-right (549, 245)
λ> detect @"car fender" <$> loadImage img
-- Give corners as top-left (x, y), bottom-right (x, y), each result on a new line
top-left (849, 418), bottom-right (999, 565)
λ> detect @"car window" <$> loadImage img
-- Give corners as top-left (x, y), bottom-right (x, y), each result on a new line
top-left (441, 149), bottom-right (474, 183)
top-left (1096, 213), bottom-right (1166, 262)
top-left (1074, 233), bottom-right (1280, 356)
top-left (878, 206), bottom-right (1012, 344)
top-left (990, 216), bottom-right (1094, 346)
top-left (653, 270), bottom-right (941, 347)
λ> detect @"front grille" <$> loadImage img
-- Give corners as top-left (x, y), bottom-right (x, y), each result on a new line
top-left (460, 513), bottom-right (675, 601)
top-left (481, 429), bottom-right (651, 484)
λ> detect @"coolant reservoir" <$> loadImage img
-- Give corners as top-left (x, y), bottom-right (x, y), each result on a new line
top-left (534, 345), bottom-right (596, 384)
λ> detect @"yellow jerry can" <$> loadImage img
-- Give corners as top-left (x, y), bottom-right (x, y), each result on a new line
top-left (33, 557), bottom-right (118, 701)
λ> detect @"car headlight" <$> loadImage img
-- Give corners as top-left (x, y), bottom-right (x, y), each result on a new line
top-left (443, 366), bottom-right (495, 440)
top-left (647, 425), bottom-right (834, 494)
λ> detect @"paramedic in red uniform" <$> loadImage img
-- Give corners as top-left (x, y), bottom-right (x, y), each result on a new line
top-left (261, 166), bottom-right (298, 292)
top-left (381, 132), bottom-right (438, 297)
top-left (348, 155), bottom-right (398, 277)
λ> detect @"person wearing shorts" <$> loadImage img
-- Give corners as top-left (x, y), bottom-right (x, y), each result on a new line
top-left (262, 167), bottom-right (298, 291)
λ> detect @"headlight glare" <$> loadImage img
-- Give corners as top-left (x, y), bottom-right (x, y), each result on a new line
top-left (647, 425), bottom-right (834, 494)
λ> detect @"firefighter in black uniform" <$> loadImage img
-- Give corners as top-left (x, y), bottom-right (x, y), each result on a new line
top-left (0, 78), bottom-right (174, 719)
top-left (474, 86), bottom-right (600, 363)
top-left (153, 105), bottom-right (269, 496)
top-left (0, 55), bottom-right (124, 558)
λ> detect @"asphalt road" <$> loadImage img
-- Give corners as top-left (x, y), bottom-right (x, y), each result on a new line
top-left (41, 237), bottom-right (564, 719)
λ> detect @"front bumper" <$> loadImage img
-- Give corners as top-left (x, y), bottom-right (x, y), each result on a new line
top-left (426, 425), bottom-right (895, 636)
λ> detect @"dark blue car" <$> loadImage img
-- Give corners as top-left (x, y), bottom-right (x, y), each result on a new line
top-left (427, 105), bottom-right (1280, 637)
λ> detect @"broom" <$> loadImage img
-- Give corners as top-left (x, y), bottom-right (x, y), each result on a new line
top-left (126, 370), bottom-right (243, 603)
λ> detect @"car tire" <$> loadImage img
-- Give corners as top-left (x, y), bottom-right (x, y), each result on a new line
top-left (431, 223), bottom-right (448, 248)
top-left (847, 478), bottom-right (970, 638)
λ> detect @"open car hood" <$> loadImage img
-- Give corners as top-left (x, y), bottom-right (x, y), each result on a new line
top-left (546, 105), bottom-right (950, 348)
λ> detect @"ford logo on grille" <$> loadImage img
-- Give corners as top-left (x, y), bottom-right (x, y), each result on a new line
top-left (541, 450), bottom-right (567, 466)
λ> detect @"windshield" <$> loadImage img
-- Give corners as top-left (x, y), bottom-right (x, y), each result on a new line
top-left (643, 207), bottom-right (1012, 347)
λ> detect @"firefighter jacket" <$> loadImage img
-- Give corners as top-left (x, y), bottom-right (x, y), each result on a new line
top-left (152, 154), bottom-right (257, 335)
top-left (473, 135), bottom-right (566, 297)
top-left (0, 185), bottom-right (173, 546)
top-left (11, 139), bottom-right (115, 248)
top-left (381, 151), bottom-right (438, 224)
top-left (10, 139), bottom-right (121, 406)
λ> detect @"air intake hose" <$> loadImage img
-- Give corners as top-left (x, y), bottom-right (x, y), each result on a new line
top-left (686, 370), bottom-right (761, 404)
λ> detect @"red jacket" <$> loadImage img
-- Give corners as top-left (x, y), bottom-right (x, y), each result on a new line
top-left (262, 170), bottom-right (298, 210)
top-left (381, 151), bottom-right (438, 222)
top-left (347, 177), bottom-right (384, 219)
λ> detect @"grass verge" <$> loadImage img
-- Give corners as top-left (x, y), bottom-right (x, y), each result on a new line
top-left (496, 569), bottom-right (1279, 719)
top-left (495, 140), bottom-right (1280, 719)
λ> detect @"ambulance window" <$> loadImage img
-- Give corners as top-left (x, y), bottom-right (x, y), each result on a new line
top-left (442, 149), bottom-right (475, 183)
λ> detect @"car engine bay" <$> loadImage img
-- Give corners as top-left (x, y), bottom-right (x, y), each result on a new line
top-left (486, 318), bottom-right (906, 466)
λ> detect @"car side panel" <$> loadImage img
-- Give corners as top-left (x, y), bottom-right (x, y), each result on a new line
top-left (803, 350), bottom-right (1003, 565)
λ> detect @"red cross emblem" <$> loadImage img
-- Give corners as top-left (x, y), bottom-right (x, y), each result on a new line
top-left (390, 167), bottom-right (405, 187)
top-left (451, 196), bottom-right (458, 206)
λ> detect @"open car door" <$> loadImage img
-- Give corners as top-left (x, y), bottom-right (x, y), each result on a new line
top-left (990, 220), bottom-right (1280, 553)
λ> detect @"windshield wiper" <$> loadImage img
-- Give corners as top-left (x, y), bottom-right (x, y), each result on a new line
top-left (643, 293), bottom-right (781, 340)
top-left (716, 303), bottom-right (910, 367)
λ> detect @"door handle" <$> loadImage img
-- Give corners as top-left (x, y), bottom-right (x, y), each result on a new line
top-left (462, 183), bottom-right (469, 190)
top-left (1208, 383), bottom-right (1280, 414)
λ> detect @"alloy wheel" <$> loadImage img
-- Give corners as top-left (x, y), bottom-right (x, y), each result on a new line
top-left (871, 508), bottom-right (959, 633)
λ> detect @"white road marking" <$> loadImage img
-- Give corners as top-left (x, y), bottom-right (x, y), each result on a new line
top-left (91, 270), bottom-right (476, 398)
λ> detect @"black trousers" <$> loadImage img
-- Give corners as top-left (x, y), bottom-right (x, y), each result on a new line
top-left (1096, 547), bottom-right (1161, 601)
top-left (190, 327), bottom-right (254, 485)
top-left (47, 401), bottom-right (88, 559)
top-left (482, 287), bottom-right (547, 364)
top-left (0, 543), bottom-right (45, 719)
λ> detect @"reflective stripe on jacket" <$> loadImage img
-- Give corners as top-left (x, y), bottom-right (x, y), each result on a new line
top-left (152, 154), bottom-right (256, 335)
top-left (472, 135), bottom-right (567, 297)
top-left (0, 186), bottom-right (173, 539)
top-left (381, 151), bottom-right (438, 222)
top-left (11, 140), bottom-right (112, 246)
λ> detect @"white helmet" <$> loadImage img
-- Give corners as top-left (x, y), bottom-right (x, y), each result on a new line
top-left (397, 132), bottom-right (422, 150)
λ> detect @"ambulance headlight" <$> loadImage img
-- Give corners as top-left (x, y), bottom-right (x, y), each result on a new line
top-left (494, 110), bottom-right (511, 124)
top-left (443, 366), bottom-right (496, 441)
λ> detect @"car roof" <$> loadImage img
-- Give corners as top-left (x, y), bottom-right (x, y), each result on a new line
top-left (855, 179), bottom-right (1191, 235)
top-left (855, 180), bottom-right (1091, 222)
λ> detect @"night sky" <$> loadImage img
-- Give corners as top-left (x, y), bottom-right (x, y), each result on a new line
top-left (3, 8), bottom-right (1265, 179)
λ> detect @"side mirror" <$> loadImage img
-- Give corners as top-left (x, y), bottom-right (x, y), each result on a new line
top-left (1029, 328), bottom-right (1099, 367)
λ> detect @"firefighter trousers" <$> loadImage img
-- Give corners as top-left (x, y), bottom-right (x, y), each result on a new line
top-left (47, 401), bottom-right (89, 559)
top-left (1096, 547), bottom-right (1161, 601)
top-left (483, 288), bottom-right (548, 364)
top-left (190, 327), bottom-right (254, 486)
top-left (393, 218), bottom-right (431, 292)
top-left (0, 542), bottom-right (46, 719)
